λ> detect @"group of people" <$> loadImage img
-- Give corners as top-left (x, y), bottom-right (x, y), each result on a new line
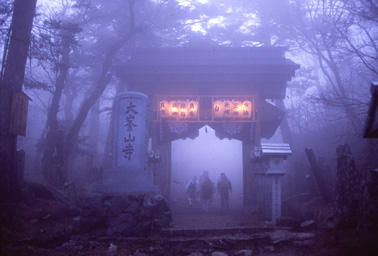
top-left (185, 171), bottom-right (232, 212)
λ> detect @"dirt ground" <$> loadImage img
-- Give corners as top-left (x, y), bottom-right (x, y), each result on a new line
top-left (1, 186), bottom-right (378, 256)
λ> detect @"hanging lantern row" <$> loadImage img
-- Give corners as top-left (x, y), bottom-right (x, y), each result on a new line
top-left (159, 100), bottom-right (198, 120)
top-left (213, 99), bottom-right (253, 120)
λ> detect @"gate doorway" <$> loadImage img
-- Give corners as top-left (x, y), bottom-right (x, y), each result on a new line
top-left (170, 125), bottom-right (243, 213)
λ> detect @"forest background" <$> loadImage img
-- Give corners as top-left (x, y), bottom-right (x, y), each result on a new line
top-left (0, 0), bottom-right (377, 202)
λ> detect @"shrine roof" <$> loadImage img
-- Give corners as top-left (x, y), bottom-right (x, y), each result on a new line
top-left (124, 47), bottom-right (292, 65)
top-left (115, 46), bottom-right (300, 99)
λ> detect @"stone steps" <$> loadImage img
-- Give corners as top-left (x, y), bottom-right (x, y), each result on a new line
top-left (108, 227), bottom-right (316, 255)
top-left (64, 227), bottom-right (316, 256)
top-left (160, 226), bottom-right (291, 238)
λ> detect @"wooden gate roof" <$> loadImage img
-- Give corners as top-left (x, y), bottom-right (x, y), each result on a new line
top-left (115, 46), bottom-right (299, 99)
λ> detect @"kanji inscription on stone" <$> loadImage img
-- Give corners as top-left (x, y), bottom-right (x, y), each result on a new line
top-left (112, 92), bottom-right (148, 170)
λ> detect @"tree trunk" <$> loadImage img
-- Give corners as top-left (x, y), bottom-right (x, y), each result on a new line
top-left (0, 0), bottom-right (37, 202)
top-left (41, 28), bottom-right (71, 187)
top-left (63, 29), bottom-right (138, 163)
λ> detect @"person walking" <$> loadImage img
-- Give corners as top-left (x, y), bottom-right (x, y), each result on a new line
top-left (186, 176), bottom-right (199, 208)
top-left (199, 172), bottom-right (213, 213)
top-left (217, 173), bottom-right (232, 209)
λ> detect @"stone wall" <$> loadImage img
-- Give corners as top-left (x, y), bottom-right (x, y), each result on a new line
top-left (80, 193), bottom-right (172, 237)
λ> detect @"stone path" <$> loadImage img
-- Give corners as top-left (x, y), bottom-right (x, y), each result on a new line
top-left (171, 208), bottom-right (267, 230)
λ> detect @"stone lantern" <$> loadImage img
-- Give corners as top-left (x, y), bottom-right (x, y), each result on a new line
top-left (260, 143), bottom-right (292, 224)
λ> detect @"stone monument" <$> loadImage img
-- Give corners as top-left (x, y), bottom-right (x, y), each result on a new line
top-left (80, 93), bottom-right (170, 237)
top-left (92, 91), bottom-right (159, 194)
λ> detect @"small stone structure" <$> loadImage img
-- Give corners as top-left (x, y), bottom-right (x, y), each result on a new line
top-left (81, 92), bottom-right (169, 236)
top-left (254, 143), bottom-right (292, 223)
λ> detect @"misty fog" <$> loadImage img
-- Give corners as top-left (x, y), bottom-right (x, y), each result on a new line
top-left (1, 0), bottom-right (378, 254)
top-left (171, 125), bottom-right (243, 211)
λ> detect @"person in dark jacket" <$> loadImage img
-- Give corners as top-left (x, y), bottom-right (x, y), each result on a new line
top-left (199, 172), bottom-right (213, 212)
top-left (217, 173), bottom-right (232, 209)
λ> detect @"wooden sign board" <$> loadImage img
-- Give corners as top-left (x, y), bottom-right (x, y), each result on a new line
top-left (9, 91), bottom-right (30, 136)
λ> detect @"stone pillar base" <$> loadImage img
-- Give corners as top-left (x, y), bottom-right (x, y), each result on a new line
top-left (90, 184), bottom-right (160, 195)
top-left (90, 169), bottom-right (160, 195)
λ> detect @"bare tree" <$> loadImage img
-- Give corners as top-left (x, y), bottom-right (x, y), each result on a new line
top-left (35, 0), bottom-right (146, 187)
top-left (339, 0), bottom-right (378, 76)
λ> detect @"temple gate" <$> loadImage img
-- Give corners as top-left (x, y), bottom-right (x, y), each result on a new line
top-left (115, 47), bottom-right (299, 220)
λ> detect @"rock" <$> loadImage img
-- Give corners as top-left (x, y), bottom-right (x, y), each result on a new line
top-left (73, 245), bottom-right (84, 251)
top-left (276, 217), bottom-right (301, 229)
top-left (107, 213), bottom-right (134, 235)
top-left (300, 220), bottom-right (317, 231)
top-left (268, 230), bottom-right (315, 243)
top-left (30, 219), bottom-right (39, 224)
top-left (88, 240), bottom-right (100, 249)
top-left (42, 213), bottom-right (52, 220)
top-left (58, 240), bottom-right (76, 250)
top-left (264, 245), bottom-right (275, 252)
top-left (293, 232), bottom-right (315, 240)
top-left (108, 196), bottom-right (130, 216)
top-left (201, 248), bottom-right (209, 254)
top-left (107, 242), bottom-right (118, 256)
top-left (211, 251), bottom-right (228, 256)
top-left (268, 230), bottom-right (293, 243)
top-left (235, 249), bottom-right (253, 256)
top-left (25, 182), bottom-right (54, 200)
top-left (132, 250), bottom-right (147, 256)
top-left (80, 206), bottom-right (107, 234)
top-left (126, 201), bottom-right (140, 214)
top-left (293, 239), bottom-right (315, 246)
top-left (141, 194), bottom-right (171, 227)
top-left (326, 217), bottom-right (337, 229)
top-left (79, 193), bottom-right (171, 237)
top-left (18, 237), bottom-right (35, 244)
top-left (188, 252), bottom-right (204, 256)
top-left (44, 181), bottom-right (79, 210)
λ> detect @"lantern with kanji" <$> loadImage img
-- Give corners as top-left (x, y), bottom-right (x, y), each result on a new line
top-left (224, 100), bottom-right (233, 119)
top-left (169, 100), bottom-right (179, 119)
top-left (159, 100), bottom-right (169, 119)
top-left (187, 100), bottom-right (198, 120)
top-left (242, 100), bottom-right (252, 120)
top-left (213, 100), bottom-right (224, 119)
top-left (179, 101), bottom-right (188, 120)
top-left (232, 101), bottom-right (242, 120)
